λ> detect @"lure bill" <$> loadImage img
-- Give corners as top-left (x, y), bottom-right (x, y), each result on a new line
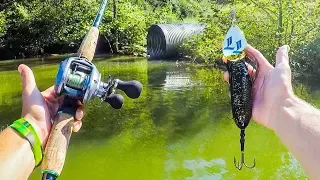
top-left (222, 9), bottom-right (257, 170)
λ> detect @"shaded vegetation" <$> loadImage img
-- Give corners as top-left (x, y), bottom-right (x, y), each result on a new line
top-left (0, 0), bottom-right (212, 59)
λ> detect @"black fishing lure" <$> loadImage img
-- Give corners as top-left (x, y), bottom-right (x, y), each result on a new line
top-left (222, 8), bottom-right (258, 170)
top-left (226, 57), bottom-right (253, 130)
top-left (225, 55), bottom-right (257, 170)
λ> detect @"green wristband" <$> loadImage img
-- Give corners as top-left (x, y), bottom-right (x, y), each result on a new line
top-left (10, 118), bottom-right (43, 167)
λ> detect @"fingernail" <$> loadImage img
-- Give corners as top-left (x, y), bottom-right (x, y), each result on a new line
top-left (285, 45), bottom-right (290, 52)
top-left (280, 45), bottom-right (290, 52)
top-left (18, 65), bottom-right (22, 74)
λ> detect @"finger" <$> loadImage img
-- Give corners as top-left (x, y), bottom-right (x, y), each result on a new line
top-left (47, 96), bottom-right (64, 116)
top-left (73, 106), bottom-right (85, 133)
top-left (75, 106), bottom-right (85, 121)
top-left (245, 62), bottom-right (257, 78)
top-left (223, 71), bottom-right (229, 83)
top-left (222, 56), bottom-right (227, 64)
top-left (41, 86), bottom-right (55, 98)
top-left (57, 96), bottom-right (64, 105)
top-left (246, 44), bottom-right (273, 73)
top-left (42, 86), bottom-right (63, 105)
top-left (223, 71), bottom-right (231, 97)
top-left (276, 45), bottom-right (290, 68)
top-left (77, 100), bottom-right (83, 106)
top-left (73, 121), bottom-right (82, 133)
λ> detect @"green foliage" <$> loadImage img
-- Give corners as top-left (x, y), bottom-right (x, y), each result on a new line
top-left (237, 0), bottom-right (320, 62)
top-left (0, 11), bottom-right (5, 36)
top-left (291, 34), bottom-right (320, 84)
top-left (101, 0), bottom-right (178, 56)
top-left (36, 0), bottom-right (97, 42)
top-left (293, 83), bottom-right (311, 102)
top-left (1, 0), bottom-right (320, 87)
top-left (0, 0), bottom-right (209, 59)
top-left (239, 0), bottom-right (320, 82)
top-left (1, 0), bottom-right (98, 58)
top-left (180, 4), bottom-right (229, 63)
top-left (180, 0), bottom-right (320, 83)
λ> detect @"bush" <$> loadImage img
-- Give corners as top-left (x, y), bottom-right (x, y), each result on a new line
top-left (180, 0), bottom-right (320, 84)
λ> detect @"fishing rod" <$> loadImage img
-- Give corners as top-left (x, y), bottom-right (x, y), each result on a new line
top-left (41, 0), bottom-right (143, 179)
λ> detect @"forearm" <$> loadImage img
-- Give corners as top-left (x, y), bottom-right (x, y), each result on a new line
top-left (0, 128), bottom-right (35, 179)
top-left (273, 94), bottom-right (320, 179)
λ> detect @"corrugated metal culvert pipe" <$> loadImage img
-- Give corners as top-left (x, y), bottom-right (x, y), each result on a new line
top-left (147, 23), bottom-right (206, 59)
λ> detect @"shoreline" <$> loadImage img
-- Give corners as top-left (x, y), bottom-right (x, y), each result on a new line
top-left (0, 53), bottom-right (121, 63)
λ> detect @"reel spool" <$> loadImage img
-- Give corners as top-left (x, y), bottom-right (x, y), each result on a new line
top-left (55, 57), bottom-right (142, 109)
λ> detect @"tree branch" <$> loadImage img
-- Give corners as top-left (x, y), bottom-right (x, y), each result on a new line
top-left (247, 0), bottom-right (277, 21)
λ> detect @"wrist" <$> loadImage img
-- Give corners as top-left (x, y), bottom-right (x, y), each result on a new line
top-left (270, 92), bottom-right (304, 134)
top-left (268, 91), bottom-right (295, 132)
top-left (10, 118), bottom-right (44, 167)
top-left (23, 115), bottom-right (50, 146)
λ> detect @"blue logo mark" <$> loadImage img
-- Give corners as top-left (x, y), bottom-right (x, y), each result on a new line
top-left (224, 36), bottom-right (242, 54)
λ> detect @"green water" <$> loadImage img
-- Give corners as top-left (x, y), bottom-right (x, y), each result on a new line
top-left (0, 57), bottom-right (309, 179)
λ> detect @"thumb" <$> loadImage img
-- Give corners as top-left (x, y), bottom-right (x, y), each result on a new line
top-left (18, 64), bottom-right (42, 109)
top-left (275, 45), bottom-right (290, 68)
top-left (18, 64), bottom-right (37, 95)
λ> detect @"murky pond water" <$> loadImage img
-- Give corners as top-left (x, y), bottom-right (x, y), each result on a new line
top-left (0, 57), bottom-right (308, 179)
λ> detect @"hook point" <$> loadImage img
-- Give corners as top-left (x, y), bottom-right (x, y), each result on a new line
top-left (234, 152), bottom-right (256, 170)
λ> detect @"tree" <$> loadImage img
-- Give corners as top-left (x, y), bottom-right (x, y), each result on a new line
top-left (0, 0), bottom-right (98, 59)
top-left (0, 11), bottom-right (5, 37)
top-left (181, 0), bottom-right (320, 65)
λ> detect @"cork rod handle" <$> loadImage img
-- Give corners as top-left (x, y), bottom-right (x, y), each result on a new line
top-left (41, 113), bottom-right (74, 177)
top-left (77, 27), bottom-right (100, 62)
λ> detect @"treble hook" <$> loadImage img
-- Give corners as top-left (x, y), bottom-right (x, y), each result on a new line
top-left (234, 129), bottom-right (256, 170)
top-left (234, 151), bottom-right (256, 170)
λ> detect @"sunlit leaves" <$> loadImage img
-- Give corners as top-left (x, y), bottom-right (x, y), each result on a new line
top-left (0, 12), bottom-right (5, 36)
top-left (181, 0), bottom-right (320, 76)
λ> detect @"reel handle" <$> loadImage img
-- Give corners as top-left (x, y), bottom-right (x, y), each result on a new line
top-left (41, 97), bottom-right (77, 180)
top-left (116, 79), bottom-right (142, 99)
top-left (105, 94), bottom-right (124, 109)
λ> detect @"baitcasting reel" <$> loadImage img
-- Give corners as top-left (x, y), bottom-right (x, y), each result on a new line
top-left (55, 57), bottom-right (142, 109)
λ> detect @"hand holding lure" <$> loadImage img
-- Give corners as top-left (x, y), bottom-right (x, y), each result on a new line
top-left (222, 9), bottom-right (257, 170)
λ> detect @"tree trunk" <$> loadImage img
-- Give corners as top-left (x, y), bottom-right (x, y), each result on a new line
top-left (288, 0), bottom-right (295, 46)
top-left (113, 0), bottom-right (119, 53)
top-left (277, 0), bottom-right (283, 47)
